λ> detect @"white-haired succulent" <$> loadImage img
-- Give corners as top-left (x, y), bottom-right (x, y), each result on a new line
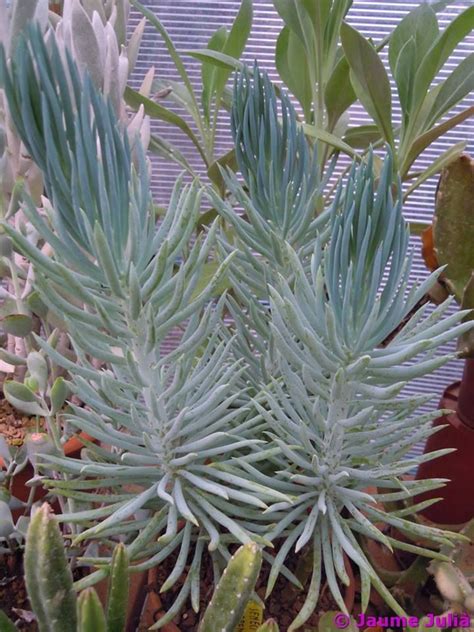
top-left (53, 0), bottom-right (151, 151)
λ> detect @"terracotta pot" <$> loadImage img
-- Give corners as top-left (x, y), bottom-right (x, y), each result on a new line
top-left (0, 432), bottom-right (91, 519)
top-left (415, 358), bottom-right (474, 526)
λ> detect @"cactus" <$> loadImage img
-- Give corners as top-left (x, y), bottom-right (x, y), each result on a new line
top-left (24, 504), bottom-right (78, 632)
top-left (198, 542), bottom-right (262, 632)
top-left (256, 620), bottom-right (280, 632)
top-left (20, 503), bottom-right (130, 632)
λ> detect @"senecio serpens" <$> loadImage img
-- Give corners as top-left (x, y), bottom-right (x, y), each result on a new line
top-left (354, 613), bottom-right (473, 629)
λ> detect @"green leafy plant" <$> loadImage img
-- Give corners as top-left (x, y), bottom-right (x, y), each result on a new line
top-left (190, 1), bottom-right (473, 201)
top-left (0, 503), bottom-right (130, 632)
top-left (340, 3), bottom-right (474, 192)
top-left (1, 25), bottom-right (474, 632)
top-left (421, 155), bottom-right (474, 357)
top-left (125, 0), bottom-right (252, 191)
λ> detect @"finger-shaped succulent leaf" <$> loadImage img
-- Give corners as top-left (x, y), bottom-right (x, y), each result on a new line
top-left (24, 504), bottom-right (78, 632)
top-left (0, 25), bottom-right (275, 625)
top-left (228, 151), bottom-right (471, 629)
top-left (77, 588), bottom-right (106, 632)
top-left (228, 63), bottom-right (327, 250)
top-left (0, 25), bottom-right (134, 261)
top-left (106, 543), bottom-right (129, 632)
top-left (433, 154), bottom-right (474, 304)
top-left (198, 542), bottom-right (262, 632)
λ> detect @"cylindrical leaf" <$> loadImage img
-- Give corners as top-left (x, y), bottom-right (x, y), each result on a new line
top-left (106, 543), bottom-right (129, 632)
top-left (198, 542), bottom-right (262, 632)
top-left (78, 588), bottom-right (107, 632)
top-left (24, 504), bottom-right (78, 632)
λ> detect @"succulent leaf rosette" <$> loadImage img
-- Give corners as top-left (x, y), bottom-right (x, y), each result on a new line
top-left (1, 30), bottom-right (473, 631)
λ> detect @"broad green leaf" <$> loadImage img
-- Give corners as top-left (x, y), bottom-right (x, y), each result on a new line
top-left (303, 124), bottom-right (360, 159)
top-left (124, 87), bottom-right (207, 165)
top-left (148, 134), bottom-right (196, 175)
top-left (412, 5), bottom-right (474, 113)
top-left (393, 36), bottom-right (417, 119)
top-left (401, 106), bottom-right (474, 177)
top-left (343, 125), bottom-right (382, 150)
top-left (3, 380), bottom-right (48, 417)
top-left (426, 53), bottom-right (474, 129)
top-left (201, 27), bottom-right (228, 123)
top-left (273, 0), bottom-right (306, 43)
top-left (389, 4), bottom-right (438, 81)
top-left (433, 155), bottom-right (474, 303)
top-left (207, 148), bottom-right (237, 195)
top-left (324, 56), bottom-right (357, 131)
top-left (213, 0), bottom-right (252, 99)
top-left (185, 48), bottom-right (243, 72)
top-left (403, 141), bottom-right (466, 200)
top-left (323, 0), bottom-right (352, 66)
top-left (50, 377), bottom-right (69, 415)
top-left (276, 26), bottom-right (312, 121)
top-left (341, 22), bottom-right (393, 146)
top-left (1, 313), bottom-right (34, 337)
